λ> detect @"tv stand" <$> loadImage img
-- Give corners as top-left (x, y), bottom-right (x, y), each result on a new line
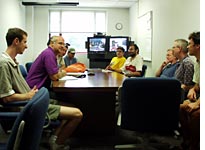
top-left (89, 58), bottom-right (110, 68)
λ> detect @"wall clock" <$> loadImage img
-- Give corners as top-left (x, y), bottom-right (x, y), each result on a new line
top-left (115, 23), bottom-right (123, 30)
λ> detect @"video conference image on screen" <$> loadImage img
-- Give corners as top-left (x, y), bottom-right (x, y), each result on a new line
top-left (109, 37), bottom-right (127, 52)
top-left (89, 38), bottom-right (106, 51)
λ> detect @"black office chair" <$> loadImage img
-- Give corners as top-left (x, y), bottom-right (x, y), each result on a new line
top-left (140, 64), bottom-right (147, 77)
top-left (19, 65), bottom-right (27, 79)
top-left (0, 87), bottom-right (49, 150)
top-left (25, 62), bottom-right (33, 73)
top-left (115, 77), bottom-right (181, 149)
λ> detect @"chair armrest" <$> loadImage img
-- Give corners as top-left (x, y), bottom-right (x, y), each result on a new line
top-left (0, 112), bottom-right (20, 120)
top-left (1, 101), bottom-right (29, 107)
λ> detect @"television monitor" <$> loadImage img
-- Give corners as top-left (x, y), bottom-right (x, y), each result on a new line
top-left (87, 37), bottom-right (107, 54)
top-left (109, 36), bottom-right (130, 52)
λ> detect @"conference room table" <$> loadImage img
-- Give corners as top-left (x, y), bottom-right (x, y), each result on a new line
top-left (52, 69), bottom-right (127, 136)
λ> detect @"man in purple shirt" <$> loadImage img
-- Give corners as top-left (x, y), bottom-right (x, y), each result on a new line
top-left (26, 36), bottom-right (66, 89)
top-left (26, 36), bottom-right (83, 150)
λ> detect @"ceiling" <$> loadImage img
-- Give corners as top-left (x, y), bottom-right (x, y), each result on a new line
top-left (21, 0), bottom-right (139, 8)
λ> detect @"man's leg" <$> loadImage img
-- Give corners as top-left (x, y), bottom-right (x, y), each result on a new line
top-left (179, 100), bottom-right (191, 149)
top-left (55, 106), bottom-right (83, 145)
top-left (189, 108), bottom-right (200, 150)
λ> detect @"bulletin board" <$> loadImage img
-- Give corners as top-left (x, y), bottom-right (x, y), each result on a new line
top-left (137, 11), bottom-right (152, 62)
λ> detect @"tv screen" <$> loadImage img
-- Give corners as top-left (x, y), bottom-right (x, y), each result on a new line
top-left (88, 37), bottom-right (106, 53)
top-left (109, 36), bottom-right (129, 52)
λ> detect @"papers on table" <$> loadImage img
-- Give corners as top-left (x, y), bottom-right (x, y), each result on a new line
top-left (59, 76), bottom-right (78, 80)
top-left (101, 69), bottom-right (112, 73)
top-left (66, 72), bottom-right (86, 76)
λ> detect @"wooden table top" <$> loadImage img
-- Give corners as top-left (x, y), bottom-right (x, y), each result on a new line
top-left (52, 69), bottom-right (127, 90)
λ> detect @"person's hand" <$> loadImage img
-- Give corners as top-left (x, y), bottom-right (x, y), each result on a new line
top-left (125, 72), bottom-right (132, 77)
top-left (58, 70), bottom-right (66, 79)
top-left (61, 70), bottom-right (67, 76)
top-left (187, 88), bottom-right (197, 101)
top-left (161, 60), bottom-right (169, 68)
top-left (185, 101), bottom-right (200, 113)
top-left (27, 85), bottom-right (38, 99)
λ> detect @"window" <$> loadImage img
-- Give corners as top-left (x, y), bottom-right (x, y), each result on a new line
top-left (49, 10), bottom-right (106, 52)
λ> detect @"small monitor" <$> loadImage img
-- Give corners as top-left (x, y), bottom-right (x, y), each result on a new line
top-left (109, 36), bottom-right (130, 52)
top-left (88, 37), bottom-right (107, 54)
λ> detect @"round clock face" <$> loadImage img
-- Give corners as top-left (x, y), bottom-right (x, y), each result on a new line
top-left (115, 23), bottom-right (123, 30)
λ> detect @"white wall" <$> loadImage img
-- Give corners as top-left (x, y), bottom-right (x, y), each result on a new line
top-left (129, 0), bottom-right (200, 77)
top-left (0, 0), bottom-right (25, 63)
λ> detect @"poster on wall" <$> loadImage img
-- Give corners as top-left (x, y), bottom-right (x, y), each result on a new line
top-left (137, 11), bottom-right (152, 62)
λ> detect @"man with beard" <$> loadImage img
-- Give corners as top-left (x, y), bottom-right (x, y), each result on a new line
top-left (115, 43), bottom-right (143, 77)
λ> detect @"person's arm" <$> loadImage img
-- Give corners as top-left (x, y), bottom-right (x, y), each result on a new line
top-left (2, 86), bottom-right (38, 103)
top-left (112, 68), bottom-right (123, 73)
top-left (125, 71), bottom-right (141, 77)
top-left (186, 98), bottom-right (200, 113)
top-left (49, 70), bottom-right (66, 81)
top-left (106, 58), bottom-right (115, 70)
top-left (105, 62), bottom-right (113, 70)
top-left (155, 61), bottom-right (168, 77)
top-left (182, 60), bottom-right (195, 90)
top-left (187, 83), bottom-right (200, 101)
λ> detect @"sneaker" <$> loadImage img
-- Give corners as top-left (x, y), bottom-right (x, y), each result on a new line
top-left (49, 135), bottom-right (57, 145)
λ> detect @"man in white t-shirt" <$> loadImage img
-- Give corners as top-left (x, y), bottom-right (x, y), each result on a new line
top-left (116, 44), bottom-right (143, 77)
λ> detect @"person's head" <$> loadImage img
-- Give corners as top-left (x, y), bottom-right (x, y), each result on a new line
top-left (166, 49), bottom-right (177, 63)
top-left (6, 28), bottom-right (28, 54)
top-left (58, 44), bottom-right (68, 57)
top-left (172, 39), bottom-right (188, 59)
top-left (67, 48), bottom-right (76, 58)
top-left (116, 46), bottom-right (125, 58)
top-left (187, 31), bottom-right (200, 60)
top-left (128, 44), bottom-right (139, 57)
top-left (49, 36), bottom-right (65, 55)
top-left (57, 43), bottom-right (70, 57)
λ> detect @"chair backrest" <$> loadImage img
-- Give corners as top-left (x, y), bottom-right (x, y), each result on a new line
top-left (120, 77), bottom-right (181, 133)
top-left (25, 62), bottom-right (33, 73)
top-left (6, 87), bottom-right (49, 150)
top-left (141, 64), bottom-right (147, 77)
top-left (19, 65), bottom-right (27, 79)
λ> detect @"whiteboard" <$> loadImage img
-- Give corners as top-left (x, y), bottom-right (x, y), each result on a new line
top-left (137, 11), bottom-right (152, 62)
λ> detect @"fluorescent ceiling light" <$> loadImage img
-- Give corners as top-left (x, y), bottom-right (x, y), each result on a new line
top-left (22, 2), bottom-right (79, 6)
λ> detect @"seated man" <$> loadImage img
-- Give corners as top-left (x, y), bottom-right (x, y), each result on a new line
top-left (179, 31), bottom-right (200, 150)
top-left (173, 38), bottom-right (195, 100)
top-left (105, 46), bottom-right (126, 71)
top-left (64, 47), bottom-right (77, 67)
top-left (115, 43), bottom-right (143, 77)
top-left (26, 35), bottom-right (83, 149)
top-left (155, 48), bottom-right (178, 78)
